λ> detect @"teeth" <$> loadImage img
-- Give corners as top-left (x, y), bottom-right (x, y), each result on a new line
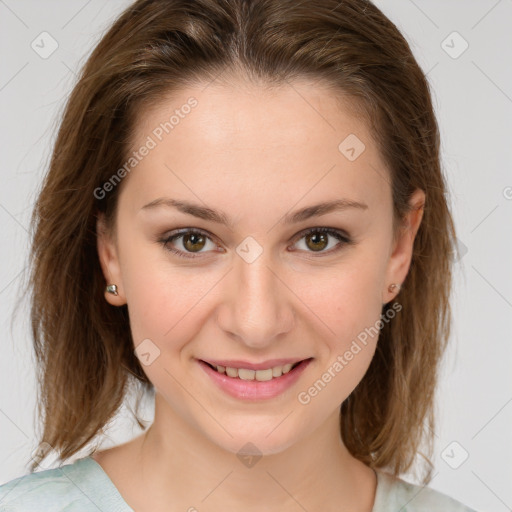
top-left (254, 368), bottom-right (273, 381)
top-left (272, 366), bottom-right (282, 378)
top-left (238, 368), bottom-right (256, 380)
top-left (226, 366), bottom-right (238, 378)
top-left (214, 362), bottom-right (300, 380)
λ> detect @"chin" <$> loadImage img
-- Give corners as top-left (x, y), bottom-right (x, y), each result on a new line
top-left (199, 417), bottom-right (303, 459)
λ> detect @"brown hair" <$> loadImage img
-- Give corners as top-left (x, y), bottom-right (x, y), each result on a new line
top-left (22, 0), bottom-right (457, 481)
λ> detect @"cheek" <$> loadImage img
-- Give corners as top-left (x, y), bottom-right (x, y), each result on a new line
top-left (119, 237), bottom-right (225, 363)
top-left (124, 267), bottom-right (209, 348)
top-left (291, 256), bottom-right (385, 396)
top-left (293, 257), bottom-right (385, 343)
top-left (116, 235), bottom-right (189, 344)
top-left (294, 274), bottom-right (383, 411)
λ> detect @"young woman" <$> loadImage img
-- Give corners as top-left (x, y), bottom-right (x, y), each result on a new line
top-left (0, 0), bottom-right (478, 510)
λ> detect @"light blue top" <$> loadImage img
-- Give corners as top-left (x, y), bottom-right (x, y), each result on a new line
top-left (0, 456), bottom-right (478, 511)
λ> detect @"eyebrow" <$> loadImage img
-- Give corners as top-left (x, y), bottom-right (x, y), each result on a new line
top-left (140, 197), bottom-right (368, 228)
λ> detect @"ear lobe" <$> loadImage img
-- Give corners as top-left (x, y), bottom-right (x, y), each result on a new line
top-left (96, 213), bottom-right (126, 306)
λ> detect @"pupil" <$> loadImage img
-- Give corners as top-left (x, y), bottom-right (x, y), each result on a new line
top-left (184, 233), bottom-right (205, 251)
top-left (307, 232), bottom-right (327, 251)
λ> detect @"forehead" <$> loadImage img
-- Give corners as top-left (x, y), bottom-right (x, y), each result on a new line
top-left (124, 78), bottom-right (390, 218)
top-left (134, 77), bottom-right (370, 152)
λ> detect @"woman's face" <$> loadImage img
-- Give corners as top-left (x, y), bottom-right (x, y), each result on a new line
top-left (97, 76), bottom-right (424, 456)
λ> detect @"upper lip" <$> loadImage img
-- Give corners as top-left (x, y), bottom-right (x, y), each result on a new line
top-left (200, 357), bottom-right (310, 371)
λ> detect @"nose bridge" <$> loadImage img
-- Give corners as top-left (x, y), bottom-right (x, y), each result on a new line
top-left (217, 248), bottom-right (294, 347)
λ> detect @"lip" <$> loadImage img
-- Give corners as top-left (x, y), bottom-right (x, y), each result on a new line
top-left (197, 357), bottom-right (313, 401)
top-left (201, 357), bottom-right (306, 371)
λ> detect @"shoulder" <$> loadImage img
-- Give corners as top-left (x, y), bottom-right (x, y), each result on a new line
top-left (0, 456), bottom-right (131, 512)
top-left (374, 469), bottom-right (479, 512)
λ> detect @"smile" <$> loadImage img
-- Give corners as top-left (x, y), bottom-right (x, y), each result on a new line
top-left (204, 360), bottom-right (302, 381)
top-left (197, 358), bottom-right (313, 401)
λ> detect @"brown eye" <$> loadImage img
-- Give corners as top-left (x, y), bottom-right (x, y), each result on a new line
top-left (182, 232), bottom-right (207, 252)
top-left (160, 229), bottom-right (217, 259)
top-left (291, 227), bottom-right (352, 256)
top-left (304, 231), bottom-right (329, 252)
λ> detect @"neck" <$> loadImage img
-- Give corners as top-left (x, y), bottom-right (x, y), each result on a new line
top-left (128, 392), bottom-right (377, 512)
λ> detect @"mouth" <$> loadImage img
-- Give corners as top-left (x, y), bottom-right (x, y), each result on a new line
top-left (197, 357), bottom-right (314, 400)
top-left (199, 358), bottom-right (313, 382)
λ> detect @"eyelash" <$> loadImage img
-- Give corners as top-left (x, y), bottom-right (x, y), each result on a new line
top-left (158, 227), bottom-right (353, 260)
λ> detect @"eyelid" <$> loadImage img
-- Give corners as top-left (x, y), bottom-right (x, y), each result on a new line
top-left (287, 226), bottom-right (353, 257)
top-left (159, 228), bottom-right (221, 259)
top-left (290, 225), bottom-right (351, 244)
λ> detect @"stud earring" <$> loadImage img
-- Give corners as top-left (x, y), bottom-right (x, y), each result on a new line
top-left (105, 284), bottom-right (118, 296)
top-left (388, 283), bottom-right (401, 293)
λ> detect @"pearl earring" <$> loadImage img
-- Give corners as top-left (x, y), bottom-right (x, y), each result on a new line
top-left (388, 283), bottom-right (401, 293)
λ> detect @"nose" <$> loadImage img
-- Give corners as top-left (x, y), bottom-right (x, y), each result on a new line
top-left (215, 251), bottom-right (295, 350)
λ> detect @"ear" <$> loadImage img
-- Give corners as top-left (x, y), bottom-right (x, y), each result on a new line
top-left (96, 212), bottom-right (126, 306)
top-left (382, 188), bottom-right (425, 304)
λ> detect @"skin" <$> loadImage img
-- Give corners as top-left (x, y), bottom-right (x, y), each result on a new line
top-left (95, 74), bottom-right (424, 512)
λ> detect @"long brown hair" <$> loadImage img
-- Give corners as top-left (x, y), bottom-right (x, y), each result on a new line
top-left (23, 0), bottom-right (457, 481)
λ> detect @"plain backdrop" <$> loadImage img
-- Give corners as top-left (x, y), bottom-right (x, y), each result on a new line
top-left (0, 1), bottom-right (511, 511)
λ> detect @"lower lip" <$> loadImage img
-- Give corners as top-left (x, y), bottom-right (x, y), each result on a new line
top-left (198, 358), bottom-right (313, 401)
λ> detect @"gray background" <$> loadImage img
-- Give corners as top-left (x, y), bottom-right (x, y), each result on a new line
top-left (1, 1), bottom-right (511, 511)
